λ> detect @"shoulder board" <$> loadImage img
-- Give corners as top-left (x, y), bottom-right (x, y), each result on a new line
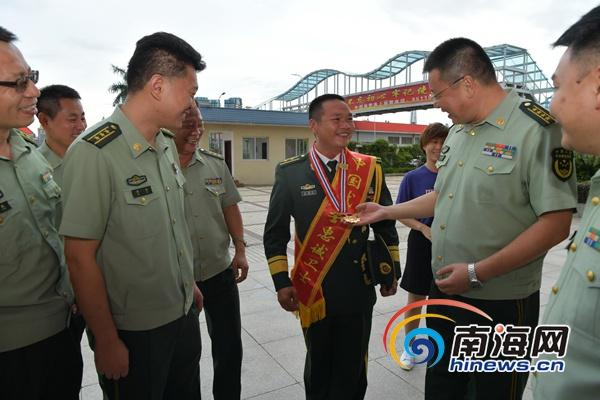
top-left (161, 129), bottom-right (175, 139)
top-left (83, 122), bottom-right (122, 148)
top-left (519, 101), bottom-right (555, 127)
top-left (280, 153), bottom-right (307, 167)
top-left (199, 148), bottom-right (224, 160)
top-left (16, 129), bottom-right (38, 146)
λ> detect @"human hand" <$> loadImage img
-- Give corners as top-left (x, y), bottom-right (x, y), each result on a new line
top-left (435, 263), bottom-right (470, 295)
top-left (352, 202), bottom-right (387, 226)
top-left (232, 253), bottom-right (249, 283)
top-left (277, 286), bottom-right (299, 311)
top-left (193, 283), bottom-right (204, 311)
top-left (379, 279), bottom-right (398, 297)
top-left (421, 225), bottom-right (432, 241)
top-left (95, 337), bottom-right (129, 380)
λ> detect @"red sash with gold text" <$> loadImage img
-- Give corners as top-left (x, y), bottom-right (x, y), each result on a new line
top-left (292, 147), bottom-right (376, 328)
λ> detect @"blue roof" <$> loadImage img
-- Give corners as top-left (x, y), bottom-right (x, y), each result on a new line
top-left (200, 107), bottom-right (308, 126)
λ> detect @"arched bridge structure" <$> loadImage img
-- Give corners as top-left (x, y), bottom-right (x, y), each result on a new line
top-left (257, 44), bottom-right (554, 115)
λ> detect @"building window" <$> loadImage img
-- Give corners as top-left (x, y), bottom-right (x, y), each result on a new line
top-left (285, 138), bottom-right (308, 159)
top-left (388, 136), bottom-right (400, 145)
top-left (243, 137), bottom-right (268, 160)
top-left (209, 132), bottom-right (223, 155)
top-left (401, 136), bottom-right (413, 145)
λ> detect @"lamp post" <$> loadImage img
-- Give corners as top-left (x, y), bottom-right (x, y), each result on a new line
top-left (218, 91), bottom-right (226, 107)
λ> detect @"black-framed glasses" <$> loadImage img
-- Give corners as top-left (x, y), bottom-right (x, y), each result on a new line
top-left (429, 76), bottom-right (465, 101)
top-left (0, 70), bottom-right (39, 93)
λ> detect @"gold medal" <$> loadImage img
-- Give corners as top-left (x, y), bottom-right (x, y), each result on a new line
top-left (342, 214), bottom-right (361, 224)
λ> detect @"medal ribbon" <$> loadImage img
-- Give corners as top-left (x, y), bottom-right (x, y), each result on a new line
top-left (309, 144), bottom-right (347, 214)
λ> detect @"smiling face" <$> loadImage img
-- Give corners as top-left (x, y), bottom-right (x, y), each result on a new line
top-left (428, 69), bottom-right (473, 124)
top-left (309, 99), bottom-right (354, 158)
top-left (0, 42), bottom-right (39, 132)
top-left (551, 48), bottom-right (600, 154)
top-left (39, 98), bottom-right (86, 153)
top-left (174, 107), bottom-right (203, 156)
top-left (423, 136), bottom-right (445, 164)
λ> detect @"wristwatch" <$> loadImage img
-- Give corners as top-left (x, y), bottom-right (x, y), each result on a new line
top-left (467, 263), bottom-right (483, 288)
top-left (232, 236), bottom-right (248, 247)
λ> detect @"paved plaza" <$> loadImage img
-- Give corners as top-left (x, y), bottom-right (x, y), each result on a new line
top-left (78, 175), bottom-right (576, 399)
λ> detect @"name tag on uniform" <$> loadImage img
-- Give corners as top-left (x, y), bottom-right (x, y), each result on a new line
top-left (42, 171), bottom-right (53, 183)
top-left (132, 186), bottom-right (152, 198)
top-left (205, 177), bottom-right (223, 185)
top-left (482, 142), bottom-right (516, 160)
top-left (584, 227), bottom-right (600, 251)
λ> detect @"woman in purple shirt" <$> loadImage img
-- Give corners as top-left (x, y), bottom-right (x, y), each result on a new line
top-left (396, 122), bottom-right (448, 370)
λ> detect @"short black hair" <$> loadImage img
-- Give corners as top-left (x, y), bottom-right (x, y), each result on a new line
top-left (127, 32), bottom-right (206, 93)
top-left (308, 94), bottom-right (346, 120)
top-left (424, 38), bottom-right (496, 85)
top-left (37, 85), bottom-right (82, 118)
top-left (420, 122), bottom-right (448, 151)
top-left (553, 6), bottom-right (600, 61)
top-left (0, 27), bottom-right (17, 43)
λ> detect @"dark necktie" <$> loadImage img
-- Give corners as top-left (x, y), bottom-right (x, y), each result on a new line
top-left (326, 160), bottom-right (338, 182)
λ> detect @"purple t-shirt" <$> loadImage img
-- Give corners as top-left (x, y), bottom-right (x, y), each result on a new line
top-left (395, 165), bottom-right (437, 226)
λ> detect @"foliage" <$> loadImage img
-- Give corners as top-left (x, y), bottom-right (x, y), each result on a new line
top-left (349, 140), bottom-right (423, 174)
top-left (574, 152), bottom-right (600, 182)
top-left (108, 65), bottom-right (128, 107)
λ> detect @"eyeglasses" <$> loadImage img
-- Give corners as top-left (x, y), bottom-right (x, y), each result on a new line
top-left (0, 70), bottom-right (39, 93)
top-left (429, 76), bottom-right (465, 101)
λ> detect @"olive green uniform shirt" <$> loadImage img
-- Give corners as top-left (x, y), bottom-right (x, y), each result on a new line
top-left (182, 148), bottom-right (242, 281)
top-left (59, 107), bottom-right (195, 331)
top-left (533, 169), bottom-right (600, 399)
top-left (39, 141), bottom-right (64, 225)
top-left (0, 129), bottom-right (72, 352)
top-left (432, 90), bottom-right (577, 300)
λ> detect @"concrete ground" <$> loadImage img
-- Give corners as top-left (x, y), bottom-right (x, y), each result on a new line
top-left (78, 175), bottom-right (575, 399)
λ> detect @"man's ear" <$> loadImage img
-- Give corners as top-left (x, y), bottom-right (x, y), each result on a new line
top-left (593, 65), bottom-right (600, 110)
top-left (37, 112), bottom-right (50, 128)
top-left (148, 74), bottom-right (164, 101)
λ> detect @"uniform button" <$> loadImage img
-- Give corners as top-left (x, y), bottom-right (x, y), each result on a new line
top-left (352, 239), bottom-right (357, 244)
top-left (440, 225), bottom-right (446, 230)
top-left (353, 260), bottom-right (358, 264)
top-left (29, 196), bottom-right (36, 204)
top-left (437, 255), bottom-right (443, 261)
top-left (592, 196), bottom-right (600, 206)
top-left (166, 186), bottom-right (171, 191)
top-left (448, 193), bottom-right (454, 199)
top-left (587, 271), bottom-right (595, 282)
top-left (43, 230), bottom-right (49, 237)
top-left (140, 197), bottom-right (147, 204)
top-left (569, 243), bottom-right (577, 252)
top-left (487, 165), bottom-right (494, 173)
top-left (469, 130), bottom-right (476, 136)
top-left (458, 161), bottom-right (464, 167)
top-left (551, 286), bottom-right (558, 295)
top-left (172, 218), bottom-right (176, 224)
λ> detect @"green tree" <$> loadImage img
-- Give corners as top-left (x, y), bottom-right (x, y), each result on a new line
top-left (108, 64), bottom-right (128, 106)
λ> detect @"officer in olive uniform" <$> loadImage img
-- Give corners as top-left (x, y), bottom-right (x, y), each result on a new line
top-left (60, 32), bottom-right (205, 400)
top-left (534, 7), bottom-right (600, 399)
top-left (355, 38), bottom-right (576, 400)
top-left (174, 106), bottom-right (247, 399)
top-left (264, 94), bottom-right (400, 400)
top-left (0, 27), bottom-right (81, 399)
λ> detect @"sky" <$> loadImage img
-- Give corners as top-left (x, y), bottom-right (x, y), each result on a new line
top-left (4, 0), bottom-right (597, 129)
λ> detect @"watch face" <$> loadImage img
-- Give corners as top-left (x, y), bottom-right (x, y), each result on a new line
top-left (470, 280), bottom-right (483, 289)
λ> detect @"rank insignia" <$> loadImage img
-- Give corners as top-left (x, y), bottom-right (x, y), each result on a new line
top-left (520, 101), bottom-right (556, 126)
top-left (551, 148), bottom-right (574, 181)
top-left (83, 122), bottom-right (122, 148)
top-left (441, 145), bottom-right (450, 154)
top-left (584, 227), bottom-right (600, 251)
top-left (126, 175), bottom-right (147, 186)
top-left (0, 201), bottom-right (11, 213)
top-left (300, 184), bottom-right (316, 191)
top-left (482, 142), bottom-right (516, 160)
top-left (205, 177), bottom-right (223, 185)
top-left (132, 186), bottom-right (152, 198)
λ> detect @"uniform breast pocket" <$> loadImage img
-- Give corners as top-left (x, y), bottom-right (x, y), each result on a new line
top-left (42, 179), bottom-right (61, 200)
top-left (0, 202), bottom-right (26, 272)
top-left (205, 184), bottom-right (225, 197)
top-left (568, 248), bottom-right (600, 338)
top-left (473, 157), bottom-right (516, 203)
top-left (122, 189), bottom-right (161, 238)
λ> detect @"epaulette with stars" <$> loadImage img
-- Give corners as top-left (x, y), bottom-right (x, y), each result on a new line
top-left (161, 129), bottom-right (175, 138)
top-left (519, 101), bottom-right (556, 127)
top-left (199, 148), bottom-right (224, 160)
top-left (83, 122), bottom-right (122, 148)
top-left (16, 129), bottom-right (38, 147)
